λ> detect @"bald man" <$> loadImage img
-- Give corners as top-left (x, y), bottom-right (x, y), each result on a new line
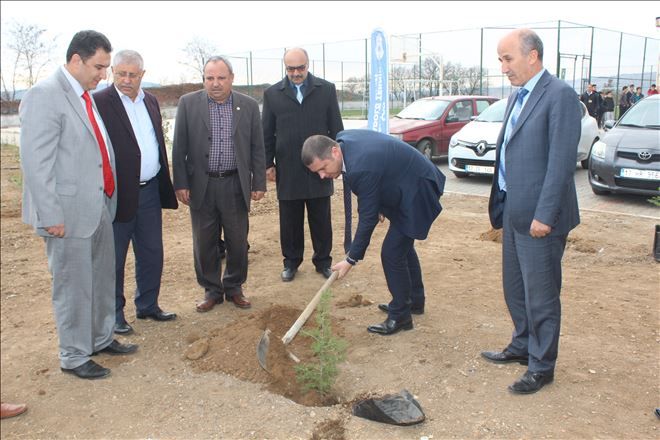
top-left (262, 48), bottom-right (344, 283)
top-left (481, 29), bottom-right (581, 394)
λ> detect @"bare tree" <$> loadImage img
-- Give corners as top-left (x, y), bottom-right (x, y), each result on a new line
top-left (181, 36), bottom-right (218, 82)
top-left (1, 20), bottom-right (55, 101)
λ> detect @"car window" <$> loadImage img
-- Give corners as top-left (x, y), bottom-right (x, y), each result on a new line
top-left (618, 97), bottom-right (660, 128)
top-left (397, 99), bottom-right (450, 121)
top-left (447, 101), bottom-right (473, 122)
top-left (475, 99), bottom-right (507, 122)
top-left (476, 100), bottom-right (492, 114)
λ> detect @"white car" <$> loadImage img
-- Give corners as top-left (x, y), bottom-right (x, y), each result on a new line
top-left (448, 98), bottom-right (599, 178)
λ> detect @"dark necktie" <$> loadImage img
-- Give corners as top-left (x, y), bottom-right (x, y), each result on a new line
top-left (342, 172), bottom-right (352, 254)
top-left (82, 91), bottom-right (114, 197)
top-left (509, 88), bottom-right (529, 129)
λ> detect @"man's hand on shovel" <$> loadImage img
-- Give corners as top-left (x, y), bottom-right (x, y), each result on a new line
top-left (332, 259), bottom-right (353, 279)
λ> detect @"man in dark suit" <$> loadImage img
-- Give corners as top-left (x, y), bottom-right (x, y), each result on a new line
top-left (95, 50), bottom-right (179, 335)
top-left (172, 56), bottom-right (266, 312)
top-left (262, 48), bottom-right (344, 282)
top-left (302, 130), bottom-right (445, 335)
top-left (482, 29), bottom-right (581, 394)
top-left (20, 30), bottom-right (137, 380)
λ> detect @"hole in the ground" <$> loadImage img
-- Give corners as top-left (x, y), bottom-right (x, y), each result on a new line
top-left (187, 304), bottom-right (345, 407)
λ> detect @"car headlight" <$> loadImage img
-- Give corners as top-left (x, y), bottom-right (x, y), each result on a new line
top-left (449, 136), bottom-right (458, 149)
top-left (590, 140), bottom-right (607, 159)
top-left (389, 133), bottom-right (403, 140)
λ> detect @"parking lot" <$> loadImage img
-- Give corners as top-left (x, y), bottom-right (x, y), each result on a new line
top-left (437, 162), bottom-right (660, 219)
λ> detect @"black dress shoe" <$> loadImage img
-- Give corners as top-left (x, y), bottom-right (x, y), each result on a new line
top-left (316, 267), bottom-right (333, 279)
top-left (93, 339), bottom-right (138, 356)
top-left (367, 318), bottom-right (413, 335)
top-left (508, 370), bottom-right (554, 394)
top-left (378, 303), bottom-right (424, 315)
top-left (136, 307), bottom-right (177, 321)
top-left (61, 360), bottom-right (110, 379)
top-left (114, 321), bottom-right (134, 335)
top-left (281, 267), bottom-right (297, 282)
top-left (481, 349), bottom-right (528, 365)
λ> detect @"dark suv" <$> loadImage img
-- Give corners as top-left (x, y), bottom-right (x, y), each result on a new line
top-left (388, 95), bottom-right (498, 160)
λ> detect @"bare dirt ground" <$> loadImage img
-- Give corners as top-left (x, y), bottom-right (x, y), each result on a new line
top-left (1, 142), bottom-right (659, 439)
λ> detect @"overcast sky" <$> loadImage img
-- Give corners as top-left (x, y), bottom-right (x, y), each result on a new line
top-left (1, 0), bottom-right (658, 85)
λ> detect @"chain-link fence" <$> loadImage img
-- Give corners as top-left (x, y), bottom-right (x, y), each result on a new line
top-left (225, 20), bottom-right (659, 116)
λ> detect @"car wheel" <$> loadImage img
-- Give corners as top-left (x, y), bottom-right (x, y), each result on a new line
top-left (417, 140), bottom-right (433, 161)
top-left (582, 139), bottom-right (598, 169)
top-left (453, 171), bottom-right (468, 178)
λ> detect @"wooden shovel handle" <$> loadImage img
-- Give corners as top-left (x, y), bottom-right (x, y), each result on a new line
top-left (281, 271), bottom-right (339, 345)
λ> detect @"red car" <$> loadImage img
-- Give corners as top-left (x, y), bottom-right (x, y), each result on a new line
top-left (389, 95), bottom-right (498, 160)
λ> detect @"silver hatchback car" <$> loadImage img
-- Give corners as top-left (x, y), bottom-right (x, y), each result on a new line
top-left (589, 94), bottom-right (660, 196)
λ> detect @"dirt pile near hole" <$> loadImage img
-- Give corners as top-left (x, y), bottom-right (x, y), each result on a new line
top-left (187, 304), bottom-right (344, 406)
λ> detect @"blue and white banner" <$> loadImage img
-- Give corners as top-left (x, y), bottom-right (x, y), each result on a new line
top-left (367, 28), bottom-right (389, 134)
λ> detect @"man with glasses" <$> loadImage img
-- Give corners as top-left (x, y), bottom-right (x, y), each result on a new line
top-left (262, 48), bottom-right (344, 283)
top-left (94, 50), bottom-right (179, 335)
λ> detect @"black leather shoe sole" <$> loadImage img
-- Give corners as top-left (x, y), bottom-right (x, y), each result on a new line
top-left (61, 360), bottom-right (110, 380)
top-left (377, 303), bottom-right (424, 315)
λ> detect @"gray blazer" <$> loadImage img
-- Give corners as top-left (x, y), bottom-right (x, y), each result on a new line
top-left (172, 90), bottom-right (266, 211)
top-left (20, 69), bottom-right (117, 238)
top-left (489, 70), bottom-right (581, 236)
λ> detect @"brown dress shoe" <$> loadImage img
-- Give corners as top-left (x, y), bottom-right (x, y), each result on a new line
top-left (196, 298), bottom-right (219, 313)
top-left (1, 402), bottom-right (28, 419)
top-left (228, 294), bottom-right (251, 309)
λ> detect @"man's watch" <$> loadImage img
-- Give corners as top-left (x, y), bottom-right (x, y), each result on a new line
top-left (345, 256), bottom-right (357, 266)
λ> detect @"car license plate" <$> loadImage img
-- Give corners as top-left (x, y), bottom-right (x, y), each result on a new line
top-left (620, 168), bottom-right (660, 180)
top-left (465, 164), bottom-right (494, 174)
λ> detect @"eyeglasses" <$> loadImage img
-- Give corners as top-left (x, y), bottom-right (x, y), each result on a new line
top-left (285, 64), bottom-right (307, 73)
top-left (114, 71), bottom-right (141, 79)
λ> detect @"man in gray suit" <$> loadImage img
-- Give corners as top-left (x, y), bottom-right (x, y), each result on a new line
top-left (20, 30), bottom-right (137, 380)
top-left (481, 29), bottom-right (581, 394)
top-left (172, 56), bottom-right (266, 313)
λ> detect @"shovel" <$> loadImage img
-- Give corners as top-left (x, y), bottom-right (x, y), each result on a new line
top-left (257, 271), bottom-right (338, 371)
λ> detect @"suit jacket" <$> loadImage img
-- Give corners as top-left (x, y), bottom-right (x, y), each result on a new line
top-left (20, 69), bottom-right (117, 238)
top-left (337, 129), bottom-right (446, 261)
top-left (94, 86), bottom-right (178, 222)
top-left (172, 90), bottom-right (266, 211)
top-left (262, 73), bottom-right (344, 200)
top-left (488, 70), bottom-right (581, 236)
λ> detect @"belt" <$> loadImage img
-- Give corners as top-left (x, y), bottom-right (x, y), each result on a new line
top-left (207, 169), bottom-right (238, 178)
top-left (139, 177), bottom-right (156, 187)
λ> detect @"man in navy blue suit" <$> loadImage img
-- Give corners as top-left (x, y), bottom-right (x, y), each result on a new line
top-left (481, 29), bottom-right (581, 394)
top-left (302, 130), bottom-right (445, 335)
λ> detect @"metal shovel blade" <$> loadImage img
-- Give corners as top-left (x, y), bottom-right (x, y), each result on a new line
top-left (257, 328), bottom-right (271, 371)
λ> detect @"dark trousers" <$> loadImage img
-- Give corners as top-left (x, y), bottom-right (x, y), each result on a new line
top-left (113, 179), bottom-right (163, 322)
top-left (279, 196), bottom-right (332, 270)
top-left (190, 174), bottom-right (248, 301)
top-left (502, 208), bottom-right (567, 374)
top-left (381, 225), bottom-right (425, 321)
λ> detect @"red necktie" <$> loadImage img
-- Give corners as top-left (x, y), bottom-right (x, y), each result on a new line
top-left (82, 91), bottom-right (114, 197)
